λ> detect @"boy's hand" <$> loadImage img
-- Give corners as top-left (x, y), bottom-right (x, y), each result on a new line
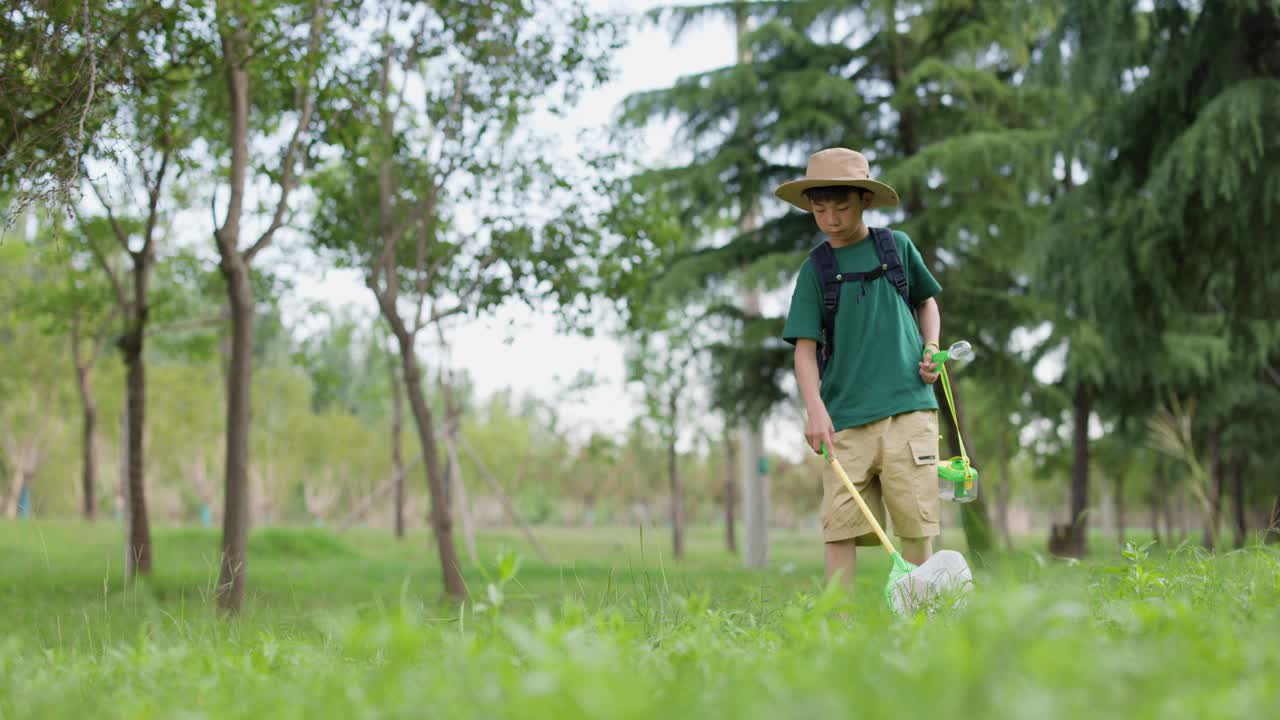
top-left (919, 350), bottom-right (940, 385)
top-left (804, 407), bottom-right (836, 455)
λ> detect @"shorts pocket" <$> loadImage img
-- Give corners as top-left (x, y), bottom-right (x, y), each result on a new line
top-left (907, 434), bottom-right (940, 524)
top-left (909, 437), bottom-right (937, 466)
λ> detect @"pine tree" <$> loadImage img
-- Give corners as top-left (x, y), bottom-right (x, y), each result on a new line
top-left (1038, 0), bottom-right (1280, 551)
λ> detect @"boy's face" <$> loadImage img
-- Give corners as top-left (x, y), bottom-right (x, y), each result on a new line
top-left (811, 191), bottom-right (864, 242)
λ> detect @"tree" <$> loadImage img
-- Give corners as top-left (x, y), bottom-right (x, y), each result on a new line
top-left (75, 141), bottom-right (179, 575)
top-left (208, 0), bottom-right (344, 613)
top-left (0, 240), bottom-right (72, 519)
top-left (388, 336), bottom-right (407, 539)
top-left (67, 4), bottom-right (209, 571)
top-left (311, 0), bottom-right (617, 599)
top-left (626, 325), bottom-right (702, 561)
top-left (618, 1), bottom-right (777, 568)
top-left (8, 235), bottom-right (117, 521)
top-left (67, 281), bottom-right (116, 521)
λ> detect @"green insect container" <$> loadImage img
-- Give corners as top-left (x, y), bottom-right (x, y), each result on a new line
top-left (938, 457), bottom-right (979, 503)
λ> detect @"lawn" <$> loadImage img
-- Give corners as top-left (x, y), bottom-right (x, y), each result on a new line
top-left (2, 520), bottom-right (1278, 719)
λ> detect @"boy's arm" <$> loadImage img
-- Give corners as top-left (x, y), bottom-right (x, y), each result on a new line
top-left (916, 297), bottom-right (941, 384)
top-left (795, 339), bottom-right (835, 454)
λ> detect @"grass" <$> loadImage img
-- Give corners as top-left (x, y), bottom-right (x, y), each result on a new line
top-left (2, 520), bottom-right (1279, 719)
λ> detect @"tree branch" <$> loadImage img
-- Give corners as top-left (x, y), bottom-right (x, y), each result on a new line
top-left (208, 180), bottom-right (222, 237)
top-left (243, 0), bottom-right (332, 264)
top-left (86, 176), bottom-right (134, 258)
top-left (75, 211), bottom-right (129, 311)
top-left (1264, 362), bottom-right (1280, 388)
top-left (416, 250), bottom-right (495, 333)
top-left (430, 304), bottom-right (467, 324)
top-left (410, 181), bottom-right (443, 333)
top-left (140, 143), bottom-right (172, 259)
top-left (389, 59), bottom-right (470, 245)
top-left (423, 252), bottom-right (450, 293)
top-left (70, 0), bottom-right (98, 196)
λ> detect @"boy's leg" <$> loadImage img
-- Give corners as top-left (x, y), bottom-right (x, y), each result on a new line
top-left (882, 410), bottom-right (942, 562)
top-left (819, 421), bottom-right (886, 592)
top-left (899, 536), bottom-right (933, 565)
top-left (825, 538), bottom-right (857, 588)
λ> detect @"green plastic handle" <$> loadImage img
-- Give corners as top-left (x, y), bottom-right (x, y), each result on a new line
top-left (821, 442), bottom-right (830, 461)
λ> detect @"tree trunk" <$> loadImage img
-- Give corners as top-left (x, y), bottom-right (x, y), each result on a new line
top-left (1230, 458), bottom-right (1246, 549)
top-left (1201, 427), bottom-right (1222, 550)
top-left (1149, 499), bottom-right (1161, 546)
top-left (216, 254), bottom-right (254, 613)
top-left (738, 424), bottom-right (768, 568)
top-left (1267, 496), bottom-right (1280, 544)
top-left (1150, 472), bottom-right (1164, 546)
top-left (996, 431), bottom-right (1013, 549)
top-left (723, 431), bottom-right (737, 554)
top-left (446, 436), bottom-right (479, 565)
top-left (74, 361), bottom-right (98, 521)
top-left (1068, 381), bottom-right (1091, 557)
top-left (735, 7), bottom-right (768, 571)
top-left (669, 393), bottom-right (684, 561)
top-left (365, 9), bottom-right (463, 596)
top-left (1115, 472), bottom-right (1126, 548)
top-left (118, 405), bottom-right (128, 524)
top-left (70, 311), bottom-right (100, 521)
top-left (934, 381), bottom-right (995, 556)
top-left (121, 330), bottom-right (152, 576)
top-left (441, 448), bottom-right (453, 519)
top-left (392, 331), bottom-right (466, 600)
top-left (3, 460), bottom-right (26, 518)
top-left (219, 297), bottom-right (233, 382)
top-left (1176, 491), bottom-right (1188, 543)
top-left (390, 352), bottom-right (405, 539)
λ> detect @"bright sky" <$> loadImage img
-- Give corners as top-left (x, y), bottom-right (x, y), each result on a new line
top-left (278, 0), bottom-right (812, 459)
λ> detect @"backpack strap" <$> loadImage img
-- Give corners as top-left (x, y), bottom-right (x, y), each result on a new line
top-left (808, 228), bottom-right (916, 379)
top-left (809, 240), bottom-right (840, 378)
top-left (870, 227), bottom-right (911, 307)
top-left (870, 226), bottom-right (922, 341)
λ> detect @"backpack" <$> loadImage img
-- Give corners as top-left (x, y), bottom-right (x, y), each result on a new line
top-left (809, 226), bottom-right (913, 378)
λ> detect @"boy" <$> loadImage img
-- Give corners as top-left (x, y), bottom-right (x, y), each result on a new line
top-left (777, 148), bottom-right (944, 591)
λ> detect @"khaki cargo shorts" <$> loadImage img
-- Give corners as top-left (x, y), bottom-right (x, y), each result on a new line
top-left (820, 409), bottom-right (941, 544)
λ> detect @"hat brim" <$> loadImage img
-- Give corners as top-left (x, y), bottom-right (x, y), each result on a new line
top-left (774, 178), bottom-right (900, 212)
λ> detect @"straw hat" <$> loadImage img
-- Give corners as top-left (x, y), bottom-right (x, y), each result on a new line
top-left (774, 148), bottom-right (900, 211)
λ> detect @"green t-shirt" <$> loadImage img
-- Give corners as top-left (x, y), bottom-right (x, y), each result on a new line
top-left (782, 229), bottom-right (943, 431)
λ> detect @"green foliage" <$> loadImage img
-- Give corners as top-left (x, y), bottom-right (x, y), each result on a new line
top-left (293, 307), bottom-right (388, 417)
top-left (1035, 0), bottom-right (1280, 495)
top-left (0, 2), bottom-right (176, 219)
